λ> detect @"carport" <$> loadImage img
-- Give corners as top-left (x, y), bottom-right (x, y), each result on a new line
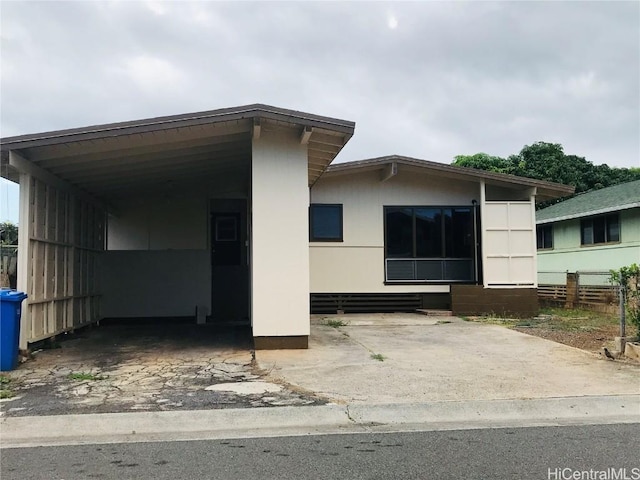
top-left (0, 104), bottom-right (355, 351)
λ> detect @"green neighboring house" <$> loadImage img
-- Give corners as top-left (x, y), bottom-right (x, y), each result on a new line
top-left (536, 180), bottom-right (640, 273)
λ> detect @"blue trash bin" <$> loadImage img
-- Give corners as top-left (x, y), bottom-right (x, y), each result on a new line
top-left (1, 289), bottom-right (28, 371)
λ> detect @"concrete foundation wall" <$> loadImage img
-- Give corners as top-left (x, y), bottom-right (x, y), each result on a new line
top-left (451, 284), bottom-right (538, 318)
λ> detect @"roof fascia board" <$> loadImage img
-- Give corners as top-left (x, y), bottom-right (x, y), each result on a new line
top-left (0, 104), bottom-right (355, 151)
top-left (325, 155), bottom-right (574, 197)
top-left (536, 203), bottom-right (640, 224)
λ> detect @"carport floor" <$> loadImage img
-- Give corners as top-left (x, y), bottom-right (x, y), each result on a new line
top-left (1, 322), bottom-right (324, 417)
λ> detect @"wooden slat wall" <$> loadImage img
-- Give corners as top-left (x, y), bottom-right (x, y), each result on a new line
top-left (23, 176), bottom-right (105, 344)
top-left (538, 284), bottom-right (618, 313)
top-left (311, 293), bottom-right (423, 314)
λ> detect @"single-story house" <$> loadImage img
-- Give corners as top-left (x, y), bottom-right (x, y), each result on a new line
top-left (536, 179), bottom-right (640, 273)
top-left (0, 104), bottom-right (573, 351)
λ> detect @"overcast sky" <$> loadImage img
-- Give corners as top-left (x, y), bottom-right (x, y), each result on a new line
top-left (1, 1), bottom-right (639, 222)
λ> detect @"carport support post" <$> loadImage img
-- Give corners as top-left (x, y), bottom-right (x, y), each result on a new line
top-left (16, 172), bottom-right (33, 351)
top-left (250, 129), bottom-right (310, 348)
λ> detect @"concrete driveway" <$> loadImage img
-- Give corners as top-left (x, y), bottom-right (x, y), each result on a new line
top-left (256, 314), bottom-right (640, 404)
top-left (2, 314), bottom-right (638, 419)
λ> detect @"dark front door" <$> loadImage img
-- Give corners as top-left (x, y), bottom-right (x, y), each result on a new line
top-left (211, 199), bottom-right (249, 323)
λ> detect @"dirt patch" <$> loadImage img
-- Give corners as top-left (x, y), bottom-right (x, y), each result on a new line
top-left (513, 324), bottom-right (620, 352)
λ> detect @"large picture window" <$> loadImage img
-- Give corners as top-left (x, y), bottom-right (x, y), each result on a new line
top-left (310, 204), bottom-right (343, 242)
top-left (580, 214), bottom-right (619, 246)
top-left (384, 206), bottom-right (475, 282)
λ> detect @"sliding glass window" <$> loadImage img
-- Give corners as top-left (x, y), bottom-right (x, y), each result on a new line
top-left (384, 206), bottom-right (476, 282)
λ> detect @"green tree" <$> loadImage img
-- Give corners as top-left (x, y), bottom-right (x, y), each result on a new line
top-left (452, 153), bottom-right (512, 174)
top-left (454, 142), bottom-right (640, 197)
top-left (0, 222), bottom-right (18, 245)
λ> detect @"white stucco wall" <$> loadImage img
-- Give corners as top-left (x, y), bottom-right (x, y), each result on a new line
top-left (102, 194), bottom-right (211, 318)
top-left (108, 195), bottom-right (208, 250)
top-left (100, 250), bottom-right (210, 318)
top-left (251, 129), bottom-right (310, 337)
top-left (309, 170), bottom-right (480, 293)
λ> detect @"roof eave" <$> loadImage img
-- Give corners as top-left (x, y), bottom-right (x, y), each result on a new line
top-left (537, 202), bottom-right (640, 224)
top-left (325, 155), bottom-right (574, 198)
top-left (0, 104), bottom-right (355, 151)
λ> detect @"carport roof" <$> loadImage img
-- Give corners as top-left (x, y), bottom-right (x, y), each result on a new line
top-left (0, 104), bottom-right (355, 200)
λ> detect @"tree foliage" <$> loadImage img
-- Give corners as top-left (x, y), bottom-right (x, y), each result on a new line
top-left (611, 264), bottom-right (640, 339)
top-left (453, 142), bottom-right (640, 197)
top-left (0, 222), bottom-right (18, 246)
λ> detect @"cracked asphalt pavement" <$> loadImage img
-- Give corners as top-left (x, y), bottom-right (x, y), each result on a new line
top-left (0, 322), bottom-right (325, 417)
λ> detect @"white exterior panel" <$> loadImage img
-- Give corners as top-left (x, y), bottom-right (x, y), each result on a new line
top-left (251, 130), bottom-right (310, 337)
top-left (482, 201), bottom-right (536, 287)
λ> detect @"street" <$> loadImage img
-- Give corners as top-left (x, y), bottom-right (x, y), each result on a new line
top-left (2, 423), bottom-right (638, 480)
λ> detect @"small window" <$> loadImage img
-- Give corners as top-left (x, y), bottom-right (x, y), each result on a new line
top-left (310, 204), bottom-right (343, 242)
top-left (215, 216), bottom-right (237, 241)
top-left (536, 225), bottom-right (553, 250)
top-left (580, 214), bottom-right (619, 246)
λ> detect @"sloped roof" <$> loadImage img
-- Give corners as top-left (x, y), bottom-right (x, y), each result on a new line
top-left (0, 104), bottom-right (355, 197)
top-left (536, 179), bottom-right (640, 224)
top-left (325, 155), bottom-right (574, 201)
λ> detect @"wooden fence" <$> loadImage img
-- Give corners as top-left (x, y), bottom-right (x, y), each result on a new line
top-left (0, 246), bottom-right (18, 289)
top-left (538, 271), bottom-right (619, 313)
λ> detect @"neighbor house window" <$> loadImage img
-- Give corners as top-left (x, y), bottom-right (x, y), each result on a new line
top-left (536, 225), bottom-right (553, 250)
top-left (580, 214), bottom-right (619, 246)
top-left (310, 204), bottom-right (343, 241)
top-left (384, 206), bottom-right (475, 282)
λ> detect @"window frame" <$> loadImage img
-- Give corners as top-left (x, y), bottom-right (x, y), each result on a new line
top-left (383, 205), bottom-right (476, 284)
top-left (309, 203), bottom-right (344, 242)
top-left (580, 213), bottom-right (620, 246)
top-left (536, 224), bottom-right (553, 250)
top-left (383, 205), bottom-right (474, 260)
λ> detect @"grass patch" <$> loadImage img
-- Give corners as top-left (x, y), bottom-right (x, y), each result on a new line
top-left (537, 307), bottom-right (618, 332)
top-left (0, 389), bottom-right (15, 399)
top-left (0, 374), bottom-right (11, 386)
top-left (436, 320), bottom-right (452, 325)
top-left (370, 353), bottom-right (385, 362)
top-left (326, 319), bottom-right (348, 328)
top-left (67, 372), bottom-right (106, 381)
top-left (465, 308), bottom-right (618, 332)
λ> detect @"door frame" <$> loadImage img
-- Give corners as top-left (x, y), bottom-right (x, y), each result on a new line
top-left (209, 198), bottom-right (250, 323)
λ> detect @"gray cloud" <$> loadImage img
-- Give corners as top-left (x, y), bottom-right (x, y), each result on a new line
top-left (1, 1), bottom-right (638, 167)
